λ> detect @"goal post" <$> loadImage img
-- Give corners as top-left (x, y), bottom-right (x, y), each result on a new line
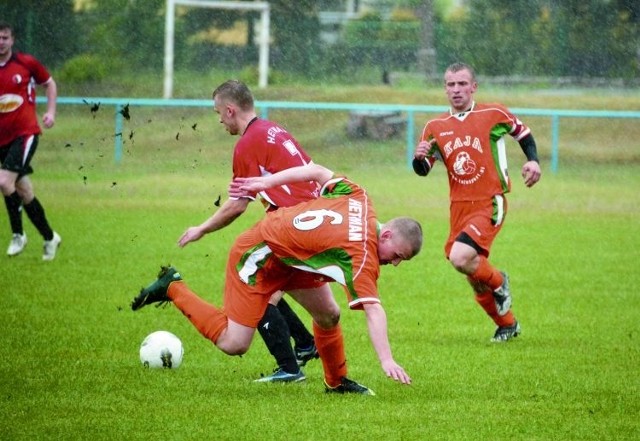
top-left (164, 0), bottom-right (270, 98)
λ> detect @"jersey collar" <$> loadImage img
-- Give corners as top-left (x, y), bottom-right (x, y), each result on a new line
top-left (449, 101), bottom-right (475, 120)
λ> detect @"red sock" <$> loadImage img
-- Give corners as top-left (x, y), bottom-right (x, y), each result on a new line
top-left (470, 256), bottom-right (503, 291)
top-left (474, 291), bottom-right (515, 327)
top-left (168, 281), bottom-right (228, 343)
top-left (313, 321), bottom-right (347, 387)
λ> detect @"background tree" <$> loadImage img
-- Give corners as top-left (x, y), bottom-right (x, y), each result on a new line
top-left (74, 0), bottom-right (166, 70)
top-left (269, 0), bottom-right (322, 75)
top-left (0, 0), bottom-right (78, 68)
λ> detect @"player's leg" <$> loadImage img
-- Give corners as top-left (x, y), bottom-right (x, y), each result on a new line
top-left (18, 176), bottom-right (57, 240)
top-left (131, 266), bottom-right (254, 355)
top-left (448, 199), bottom-right (519, 341)
top-left (14, 137), bottom-right (61, 260)
top-left (450, 239), bottom-right (504, 291)
top-left (0, 140), bottom-right (26, 255)
top-left (451, 242), bottom-right (519, 341)
top-left (256, 290), bottom-right (301, 376)
top-left (288, 285), bottom-right (374, 394)
top-left (1, 170), bottom-right (25, 255)
top-left (276, 296), bottom-right (317, 364)
top-left (287, 286), bottom-right (346, 383)
top-left (169, 279), bottom-right (257, 355)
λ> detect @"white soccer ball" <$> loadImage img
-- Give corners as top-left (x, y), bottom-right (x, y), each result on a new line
top-left (139, 331), bottom-right (184, 369)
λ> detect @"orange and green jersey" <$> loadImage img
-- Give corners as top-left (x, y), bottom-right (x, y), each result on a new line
top-left (420, 102), bottom-right (531, 201)
top-left (256, 177), bottom-right (381, 310)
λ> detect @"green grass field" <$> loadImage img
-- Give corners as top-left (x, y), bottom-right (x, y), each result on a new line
top-left (1, 83), bottom-right (639, 440)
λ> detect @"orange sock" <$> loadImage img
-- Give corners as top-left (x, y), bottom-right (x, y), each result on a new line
top-left (168, 281), bottom-right (228, 344)
top-left (313, 321), bottom-right (347, 387)
top-left (474, 291), bottom-right (515, 327)
top-left (470, 256), bottom-right (503, 291)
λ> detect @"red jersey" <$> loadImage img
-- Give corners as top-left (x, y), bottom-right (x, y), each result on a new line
top-left (420, 102), bottom-right (531, 201)
top-left (0, 52), bottom-right (51, 146)
top-left (256, 177), bottom-right (381, 310)
top-left (232, 118), bottom-right (319, 209)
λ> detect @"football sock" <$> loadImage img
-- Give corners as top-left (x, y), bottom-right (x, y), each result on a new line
top-left (4, 192), bottom-right (23, 234)
top-left (277, 297), bottom-right (315, 350)
top-left (313, 321), bottom-right (347, 388)
top-left (257, 303), bottom-right (299, 374)
top-left (168, 281), bottom-right (228, 344)
top-left (23, 197), bottom-right (54, 240)
top-left (475, 291), bottom-right (515, 327)
top-left (470, 256), bottom-right (503, 291)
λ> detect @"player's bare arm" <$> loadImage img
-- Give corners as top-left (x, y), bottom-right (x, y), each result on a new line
top-left (230, 163), bottom-right (333, 197)
top-left (178, 197), bottom-right (249, 247)
top-left (362, 302), bottom-right (412, 385)
top-left (42, 78), bottom-right (57, 129)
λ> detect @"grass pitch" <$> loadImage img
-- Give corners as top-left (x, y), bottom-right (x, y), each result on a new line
top-left (1, 84), bottom-right (639, 440)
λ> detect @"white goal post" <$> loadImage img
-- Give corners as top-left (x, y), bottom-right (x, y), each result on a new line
top-left (164, 0), bottom-right (270, 98)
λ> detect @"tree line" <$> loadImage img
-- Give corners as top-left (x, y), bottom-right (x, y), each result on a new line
top-left (1, 0), bottom-right (638, 83)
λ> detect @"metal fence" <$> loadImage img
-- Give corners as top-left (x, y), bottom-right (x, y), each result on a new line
top-left (50, 97), bottom-right (640, 173)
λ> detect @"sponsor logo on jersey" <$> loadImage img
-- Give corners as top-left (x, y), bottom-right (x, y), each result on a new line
top-left (453, 151), bottom-right (477, 176)
top-left (442, 136), bottom-right (483, 158)
top-left (0, 93), bottom-right (23, 113)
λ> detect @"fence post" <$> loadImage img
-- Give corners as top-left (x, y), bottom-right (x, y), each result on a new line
top-left (114, 103), bottom-right (124, 164)
top-left (406, 110), bottom-right (415, 169)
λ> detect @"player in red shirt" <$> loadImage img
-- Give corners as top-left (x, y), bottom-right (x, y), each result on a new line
top-left (413, 62), bottom-right (541, 342)
top-left (177, 80), bottom-right (324, 383)
top-left (132, 163), bottom-right (423, 394)
top-left (0, 22), bottom-right (61, 260)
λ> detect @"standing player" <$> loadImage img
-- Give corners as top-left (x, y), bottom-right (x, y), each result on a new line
top-left (133, 163), bottom-right (423, 394)
top-left (177, 80), bottom-right (322, 382)
top-left (0, 22), bottom-right (61, 260)
top-left (413, 62), bottom-right (541, 342)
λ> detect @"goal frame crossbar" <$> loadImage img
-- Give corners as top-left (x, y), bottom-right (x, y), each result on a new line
top-left (164, 0), bottom-right (270, 98)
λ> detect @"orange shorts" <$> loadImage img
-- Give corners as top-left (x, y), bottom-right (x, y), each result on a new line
top-left (223, 224), bottom-right (326, 328)
top-left (445, 195), bottom-right (507, 258)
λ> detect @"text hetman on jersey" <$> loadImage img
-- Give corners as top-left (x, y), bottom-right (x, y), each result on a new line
top-left (266, 125), bottom-right (286, 144)
top-left (348, 198), bottom-right (363, 241)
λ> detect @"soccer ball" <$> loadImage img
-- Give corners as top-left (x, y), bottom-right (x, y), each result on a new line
top-left (139, 331), bottom-right (184, 369)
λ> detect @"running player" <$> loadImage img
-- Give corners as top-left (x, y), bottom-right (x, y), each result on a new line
top-left (413, 62), bottom-right (541, 342)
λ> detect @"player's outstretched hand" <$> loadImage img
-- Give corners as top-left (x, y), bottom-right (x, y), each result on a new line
top-left (521, 161), bottom-right (542, 188)
top-left (178, 226), bottom-right (204, 248)
top-left (381, 359), bottom-right (412, 385)
top-left (228, 177), bottom-right (267, 198)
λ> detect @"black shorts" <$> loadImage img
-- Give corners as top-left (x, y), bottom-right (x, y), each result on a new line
top-left (0, 135), bottom-right (38, 178)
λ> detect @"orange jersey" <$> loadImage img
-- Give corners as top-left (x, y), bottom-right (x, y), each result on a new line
top-left (255, 177), bottom-right (381, 309)
top-left (420, 102), bottom-right (531, 201)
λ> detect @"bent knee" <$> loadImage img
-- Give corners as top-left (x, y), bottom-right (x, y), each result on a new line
top-left (216, 332), bottom-right (252, 356)
top-left (0, 175), bottom-right (15, 195)
top-left (449, 257), bottom-right (468, 273)
top-left (315, 308), bottom-right (341, 329)
top-left (219, 341), bottom-right (250, 356)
